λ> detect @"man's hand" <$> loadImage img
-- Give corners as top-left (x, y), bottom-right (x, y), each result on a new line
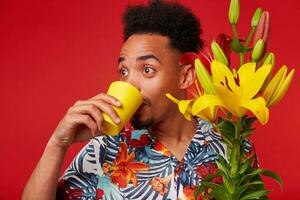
top-left (49, 93), bottom-right (122, 148)
top-left (22, 92), bottom-right (122, 200)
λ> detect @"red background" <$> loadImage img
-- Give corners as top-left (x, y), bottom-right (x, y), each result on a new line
top-left (1, 0), bottom-right (299, 199)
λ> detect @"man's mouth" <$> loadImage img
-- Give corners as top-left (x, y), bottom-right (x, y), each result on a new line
top-left (136, 103), bottom-right (146, 113)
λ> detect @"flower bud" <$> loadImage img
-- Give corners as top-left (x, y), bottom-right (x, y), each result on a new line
top-left (263, 66), bottom-right (295, 107)
top-left (252, 39), bottom-right (264, 62)
top-left (179, 52), bottom-right (211, 72)
top-left (261, 52), bottom-right (275, 90)
top-left (216, 33), bottom-right (232, 65)
top-left (211, 40), bottom-right (229, 66)
top-left (229, 0), bottom-right (240, 25)
top-left (253, 11), bottom-right (270, 50)
top-left (251, 8), bottom-right (263, 27)
top-left (263, 52), bottom-right (275, 67)
top-left (195, 59), bottom-right (215, 95)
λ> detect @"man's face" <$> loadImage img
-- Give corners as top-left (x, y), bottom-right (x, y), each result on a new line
top-left (118, 34), bottom-right (183, 129)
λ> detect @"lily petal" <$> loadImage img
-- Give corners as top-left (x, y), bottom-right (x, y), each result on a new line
top-left (268, 69), bottom-right (295, 107)
top-left (237, 62), bottom-right (256, 91)
top-left (178, 100), bottom-right (193, 114)
top-left (243, 64), bottom-right (272, 99)
top-left (211, 60), bottom-right (238, 93)
top-left (191, 95), bottom-right (224, 119)
top-left (202, 106), bottom-right (218, 122)
top-left (165, 93), bottom-right (193, 120)
top-left (194, 112), bottom-right (211, 122)
top-left (262, 66), bottom-right (287, 105)
top-left (178, 100), bottom-right (193, 120)
top-left (240, 97), bottom-right (269, 125)
top-left (165, 93), bottom-right (179, 104)
top-left (214, 85), bottom-right (246, 117)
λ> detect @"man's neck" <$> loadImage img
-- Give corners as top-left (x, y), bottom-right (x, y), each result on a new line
top-left (149, 112), bottom-right (198, 160)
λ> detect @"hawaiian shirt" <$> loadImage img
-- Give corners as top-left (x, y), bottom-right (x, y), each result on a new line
top-left (57, 118), bottom-right (256, 200)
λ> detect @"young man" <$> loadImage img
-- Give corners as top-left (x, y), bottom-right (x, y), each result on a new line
top-left (22, 1), bottom-right (253, 199)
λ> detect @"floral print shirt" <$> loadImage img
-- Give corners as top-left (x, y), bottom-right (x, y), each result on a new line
top-left (57, 118), bottom-right (256, 200)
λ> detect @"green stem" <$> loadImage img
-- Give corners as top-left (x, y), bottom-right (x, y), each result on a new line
top-left (232, 24), bottom-right (245, 65)
top-left (235, 117), bottom-right (242, 139)
top-left (231, 117), bottom-right (242, 175)
top-left (245, 27), bottom-right (256, 48)
top-left (239, 53), bottom-right (244, 65)
top-left (231, 24), bottom-right (239, 39)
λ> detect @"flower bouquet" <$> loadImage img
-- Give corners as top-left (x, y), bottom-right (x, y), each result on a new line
top-left (166, 0), bottom-right (295, 199)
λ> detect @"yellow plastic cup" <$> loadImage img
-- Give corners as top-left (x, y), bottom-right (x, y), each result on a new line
top-left (102, 81), bottom-right (143, 135)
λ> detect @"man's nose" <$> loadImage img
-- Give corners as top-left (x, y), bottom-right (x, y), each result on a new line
top-left (125, 74), bottom-right (141, 92)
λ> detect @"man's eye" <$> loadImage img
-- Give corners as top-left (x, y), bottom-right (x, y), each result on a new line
top-left (143, 66), bottom-right (155, 74)
top-left (119, 68), bottom-right (129, 76)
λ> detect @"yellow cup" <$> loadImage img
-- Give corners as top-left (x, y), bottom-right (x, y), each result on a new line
top-left (102, 81), bottom-right (143, 135)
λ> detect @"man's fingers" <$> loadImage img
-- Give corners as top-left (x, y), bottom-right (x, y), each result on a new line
top-left (71, 99), bottom-right (121, 124)
top-left (69, 113), bottom-right (99, 137)
top-left (94, 99), bottom-right (121, 124)
top-left (90, 93), bottom-right (122, 107)
top-left (70, 104), bottom-right (104, 132)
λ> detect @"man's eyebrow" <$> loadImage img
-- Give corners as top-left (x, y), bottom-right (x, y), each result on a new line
top-left (118, 57), bottom-right (125, 65)
top-left (118, 54), bottom-right (161, 65)
top-left (136, 54), bottom-right (161, 63)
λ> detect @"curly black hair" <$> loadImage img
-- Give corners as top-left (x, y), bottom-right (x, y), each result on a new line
top-left (122, 0), bottom-right (204, 53)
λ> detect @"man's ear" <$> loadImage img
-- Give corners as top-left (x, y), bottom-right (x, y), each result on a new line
top-left (179, 63), bottom-right (195, 89)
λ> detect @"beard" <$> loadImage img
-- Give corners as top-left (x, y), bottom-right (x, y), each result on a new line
top-left (131, 114), bottom-right (154, 130)
top-left (130, 98), bottom-right (154, 130)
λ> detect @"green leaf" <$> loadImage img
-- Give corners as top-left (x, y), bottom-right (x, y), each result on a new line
top-left (248, 180), bottom-right (264, 185)
top-left (194, 185), bottom-right (206, 198)
top-left (238, 179), bottom-right (264, 198)
top-left (194, 182), bottom-right (226, 200)
top-left (239, 168), bottom-right (264, 185)
top-left (208, 189), bottom-right (231, 200)
top-left (244, 117), bottom-right (256, 129)
top-left (239, 155), bottom-right (254, 174)
top-left (260, 169), bottom-right (283, 188)
top-left (214, 120), bottom-right (235, 140)
top-left (224, 176), bottom-right (235, 194)
top-left (241, 128), bottom-right (256, 139)
top-left (202, 171), bottom-right (222, 182)
top-left (217, 153), bottom-right (229, 166)
top-left (250, 174), bottom-right (268, 191)
top-left (216, 161), bottom-right (230, 178)
top-left (201, 182), bottom-right (225, 191)
top-left (236, 185), bottom-right (249, 199)
top-left (240, 190), bottom-right (270, 200)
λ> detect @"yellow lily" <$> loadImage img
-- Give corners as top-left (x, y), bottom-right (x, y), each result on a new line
top-left (263, 65), bottom-right (295, 107)
top-left (166, 91), bottom-right (223, 122)
top-left (191, 94), bottom-right (224, 122)
top-left (165, 93), bottom-right (193, 120)
top-left (211, 60), bottom-right (272, 125)
top-left (192, 58), bottom-right (224, 122)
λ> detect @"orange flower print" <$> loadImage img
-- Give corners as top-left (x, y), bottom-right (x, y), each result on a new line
top-left (153, 140), bottom-right (172, 157)
top-left (150, 175), bottom-right (172, 195)
top-left (183, 185), bottom-right (205, 200)
top-left (105, 142), bottom-right (149, 188)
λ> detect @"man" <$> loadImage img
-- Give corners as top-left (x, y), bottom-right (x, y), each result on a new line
top-left (22, 1), bottom-right (254, 199)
